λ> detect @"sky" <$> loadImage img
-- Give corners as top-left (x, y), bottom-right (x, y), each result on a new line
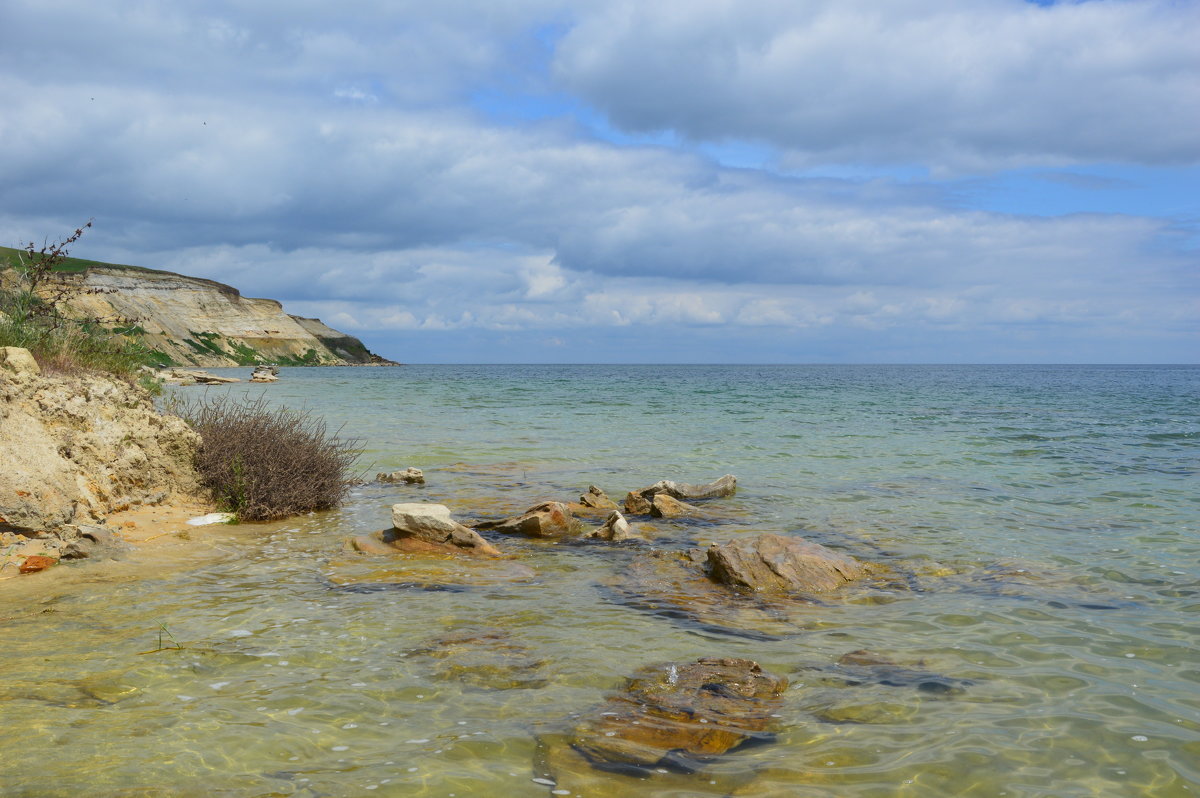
top-left (0, 0), bottom-right (1196, 363)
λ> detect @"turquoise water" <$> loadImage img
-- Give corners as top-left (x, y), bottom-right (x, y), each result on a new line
top-left (2, 365), bottom-right (1197, 796)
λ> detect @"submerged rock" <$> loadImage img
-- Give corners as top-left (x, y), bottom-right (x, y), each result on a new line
top-left (706, 534), bottom-right (866, 593)
top-left (609, 549), bottom-right (802, 639)
top-left (376, 467), bottom-right (426, 484)
top-left (812, 700), bottom-right (918, 725)
top-left (801, 649), bottom-right (971, 696)
top-left (326, 554), bottom-right (535, 591)
top-left (474, 501), bottom-right (579, 538)
top-left (407, 627), bottom-right (546, 690)
top-left (568, 657), bottom-right (787, 772)
top-left (584, 511), bottom-right (637, 542)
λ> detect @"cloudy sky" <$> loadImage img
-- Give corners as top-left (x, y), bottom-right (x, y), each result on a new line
top-left (1, 0), bottom-right (1196, 363)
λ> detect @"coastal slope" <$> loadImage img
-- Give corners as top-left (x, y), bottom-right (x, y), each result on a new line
top-left (1, 348), bottom-right (206, 574)
top-left (0, 247), bottom-right (394, 367)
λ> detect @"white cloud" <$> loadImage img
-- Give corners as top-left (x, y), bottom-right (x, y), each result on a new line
top-left (0, 0), bottom-right (1193, 362)
top-left (554, 0), bottom-right (1200, 169)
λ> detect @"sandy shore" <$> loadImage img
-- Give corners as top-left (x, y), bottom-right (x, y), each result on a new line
top-left (0, 499), bottom-right (239, 588)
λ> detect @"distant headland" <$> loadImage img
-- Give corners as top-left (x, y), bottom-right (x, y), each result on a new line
top-left (0, 246), bottom-right (398, 368)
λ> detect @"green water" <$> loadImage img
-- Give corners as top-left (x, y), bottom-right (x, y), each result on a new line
top-left (2, 365), bottom-right (1197, 797)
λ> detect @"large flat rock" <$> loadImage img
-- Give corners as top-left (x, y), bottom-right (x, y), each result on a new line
top-left (707, 533), bottom-right (867, 593)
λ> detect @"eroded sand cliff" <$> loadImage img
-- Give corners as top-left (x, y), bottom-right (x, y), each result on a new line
top-left (1, 349), bottom-right (206, 576)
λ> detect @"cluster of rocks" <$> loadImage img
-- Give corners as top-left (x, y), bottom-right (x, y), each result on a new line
top-left (333, 472), bottom-right (915, 783)
top-left (348, 503), bottom-right (503, 558)
top-left (249, 365), bottom-right (279, 383)
top-left (144, 364), bottom-right (282, 386)
top-left (154, 367), bottom-right (240, 385)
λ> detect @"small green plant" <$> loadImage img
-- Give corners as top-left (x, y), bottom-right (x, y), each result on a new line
top-left (138, 621), bottom-right (185, 655)
top-left (136, 371), bottom-right (164, 396)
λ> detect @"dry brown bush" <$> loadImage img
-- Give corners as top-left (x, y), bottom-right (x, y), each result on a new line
top-left (176, 394), bottom-right (360, 521)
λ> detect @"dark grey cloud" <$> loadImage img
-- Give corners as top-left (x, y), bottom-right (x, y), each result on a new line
top-left (554, 0), bottom-right (1200, 169)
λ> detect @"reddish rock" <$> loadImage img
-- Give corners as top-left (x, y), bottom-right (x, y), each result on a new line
top-left (19, 555), bottom-right (57, 574)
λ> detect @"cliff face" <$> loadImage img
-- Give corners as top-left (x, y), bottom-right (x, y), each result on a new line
top-left (0, 348), bottom-right (202, 534)
top-left (0, 250), bottom-right (394, 367)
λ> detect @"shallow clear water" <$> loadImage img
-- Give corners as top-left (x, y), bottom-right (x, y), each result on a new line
top-left (2, 365), bottom-right (1198, 797)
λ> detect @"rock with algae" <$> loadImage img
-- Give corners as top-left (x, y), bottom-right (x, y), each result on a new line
top-left (566, 657), bottom-right (787, 772)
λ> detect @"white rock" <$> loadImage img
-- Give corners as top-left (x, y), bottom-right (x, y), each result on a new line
top-left (390, 503), bottom-right (461, 535)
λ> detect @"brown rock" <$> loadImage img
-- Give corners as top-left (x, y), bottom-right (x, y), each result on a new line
top-left (58, 524), bottom-right (127, 560)
top-left (19, 555), bottom-right (57, 574)
top-left (570, 657), bottom-right (786, 771)
top-left (610, 549), bottom-right (803, 639)
top-left (649, 494), bottom-right (717, 519)
top-left (475, 501), bottom-right (578, 538)
top-left (347, 534), bottom-right (400, 556)
top-left (163, 368), bottom-right (240, 384)
top-left (837, 649), bottom-right (893, 668)
top-left (623, 491), bottom-right (652, 515)
top-left (706, 533), bottom-right (866, 593)
top-left (579, 485), bottom-right (618, 511)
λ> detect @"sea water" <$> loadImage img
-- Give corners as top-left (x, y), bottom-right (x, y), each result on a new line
top-left (1, 365), bottom-right (1196, 797)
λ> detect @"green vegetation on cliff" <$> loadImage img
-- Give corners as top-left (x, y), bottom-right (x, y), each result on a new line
top-left (0, 225), bottom-right (166, 384)
top-left (2, 235), bottom-right (393, 369)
